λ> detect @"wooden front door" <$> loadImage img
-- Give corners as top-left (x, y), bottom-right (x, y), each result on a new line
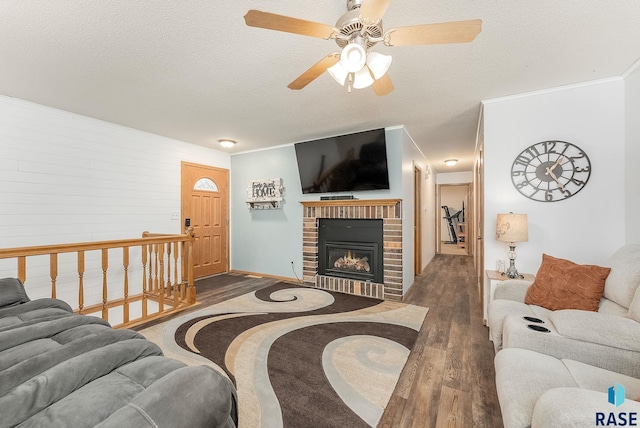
top-left (181, 162), bottom-right (229, 279)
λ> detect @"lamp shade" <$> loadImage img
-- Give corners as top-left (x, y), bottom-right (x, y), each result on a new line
top-left (340, 43), bottom-right (367, 73)
top-left (496, 213), bottom-right (528, 243)
top-left (366, 52), bottom-right (392, 80)
top-left (352, 66), bottom-right (374, 89)
top-left (327, 62), bottom-right (348, 86)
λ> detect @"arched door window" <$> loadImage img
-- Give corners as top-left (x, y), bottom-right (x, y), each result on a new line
top-left (193, 178), bottom-right (219, 192)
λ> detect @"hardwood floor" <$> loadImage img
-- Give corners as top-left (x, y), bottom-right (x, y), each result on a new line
top-left (134, 254), bottom-right (503, 427)
top-left (379, 254), bottom-right (503, 428)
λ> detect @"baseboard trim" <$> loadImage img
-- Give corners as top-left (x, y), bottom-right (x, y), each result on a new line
top-left (230, 270), bottom-right (301, 284)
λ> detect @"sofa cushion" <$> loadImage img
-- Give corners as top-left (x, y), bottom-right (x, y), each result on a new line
top-left (602, 244), bottom-right (640, 310)
top-left (549, 310), bottom-right (640, 353)
top-left (524, 254), bottom-right (610, 311)
top-left (629, 285), bottom-right (640, 323)
top-left (0, 278), bottom-right (30, 308)
top-left (532, 388), bottom-right (640, 428)
top-left (494, 348), bottom-right (577, 428)
top-left (561, 358), bottom-right (640, 396)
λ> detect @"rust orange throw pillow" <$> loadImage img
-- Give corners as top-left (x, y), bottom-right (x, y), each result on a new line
top-left (524, 254), bottom-right (611, 311)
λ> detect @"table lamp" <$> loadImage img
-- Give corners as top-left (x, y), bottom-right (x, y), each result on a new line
top-left (496, 213), bottom-right (528, 279)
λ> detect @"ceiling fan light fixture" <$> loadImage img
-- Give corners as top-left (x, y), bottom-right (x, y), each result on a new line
top-left (340, 43), bottom-right (367, 73)
top-left (366, 52), bottom-right (392, 80)
top-left (352, 66), bottom-right (374, 89)
top-left (327, 62), bottom-right (348, 86)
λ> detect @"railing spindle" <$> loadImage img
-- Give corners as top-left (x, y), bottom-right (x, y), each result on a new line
top-left (187, 238), bottom-right (195, 304)
top-left (17, 256), bottom-right (26, 283)
top-left (173, 242), bottom-right (180, 304)
top-left (123, 246), bottom-right (129, 324)
top-left (156, 244), bottom-right (164, 312)
top-left (77, 251), bottom-right (85, 314)
top-left (102, 249), bottom-right (108, 321)
top-left (142, 244), bottom-right (148, 318)
top-left (166, 244), bottom-right (171, 299)
top-left (50, 254), bottom-right (58, 299)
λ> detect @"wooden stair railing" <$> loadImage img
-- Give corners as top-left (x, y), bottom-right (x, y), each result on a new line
top-left (0, 228), bottom-right (196, 329)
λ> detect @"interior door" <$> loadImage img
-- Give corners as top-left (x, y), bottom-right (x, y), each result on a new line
top-left (474, 143), bottom-right (485, 298)
top-left (414, 165), bottom-right (422, 276)
top-left (181, 162), bottom-right (229, 279)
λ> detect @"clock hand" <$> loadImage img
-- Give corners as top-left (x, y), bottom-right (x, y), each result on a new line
top-left (545, 168), bottom-right (565, 189)
top-left (545, 155), bottom-right (564, 174)
top-left (544, 155), bottom-right (565, 189)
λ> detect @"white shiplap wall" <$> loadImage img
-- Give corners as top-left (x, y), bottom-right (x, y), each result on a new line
top-left (0, 95), bottom-right (230, 304)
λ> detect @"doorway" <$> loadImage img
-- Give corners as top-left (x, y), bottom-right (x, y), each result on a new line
top-left (181, 162), bottom-right (229, 279)
top-left (414, 165), bottom-right (422, 276)
top-left (438, 183), bottom-right (471, 255)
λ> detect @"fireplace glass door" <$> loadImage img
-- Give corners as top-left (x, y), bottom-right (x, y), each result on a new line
top-left (318, 218), bottom-right (384, 284)
top-left (325, 242), bottom-right (377, 282)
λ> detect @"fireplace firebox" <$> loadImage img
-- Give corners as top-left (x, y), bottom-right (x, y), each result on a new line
top-left (318, 218), bottom-right (383, 283)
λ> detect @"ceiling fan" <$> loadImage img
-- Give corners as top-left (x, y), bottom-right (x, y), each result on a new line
top-left (244, 0), bottom-right (482, 96)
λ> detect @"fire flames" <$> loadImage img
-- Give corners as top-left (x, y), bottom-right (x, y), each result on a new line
top-left (333, 251), bottom-right (371, 272)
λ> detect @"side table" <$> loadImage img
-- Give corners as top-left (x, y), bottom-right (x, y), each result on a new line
top-left (483, 269), bottom-right (535, 324)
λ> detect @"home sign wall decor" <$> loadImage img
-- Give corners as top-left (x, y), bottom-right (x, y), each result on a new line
top-left (246, 178), bottom-right (283, 209)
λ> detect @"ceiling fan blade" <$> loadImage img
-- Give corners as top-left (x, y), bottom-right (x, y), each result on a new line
top-left (372, 73), bottom-right (394, 96)
top-left (288, 54), bottom-right (340, 90)
top-left (244, 10), bottom-right (336, 39)
top-left (359, 0), bottom-right (391, 22)
top-left (386, 19), bottom-right (482, 46)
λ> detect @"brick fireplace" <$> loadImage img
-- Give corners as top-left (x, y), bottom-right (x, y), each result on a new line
top-left (301, 199), bottom-right (403, 301)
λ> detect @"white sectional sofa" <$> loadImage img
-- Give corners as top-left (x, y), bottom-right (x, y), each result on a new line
top-left (488, 244), bottom-right (640, 377)
top-left (495, 348), bottom-right (640, 428)
top-left (490, 245), bottom-right (640, 427)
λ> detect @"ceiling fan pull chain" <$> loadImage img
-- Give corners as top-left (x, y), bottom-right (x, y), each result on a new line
top-left (347, 73), bottom-right (354, 93)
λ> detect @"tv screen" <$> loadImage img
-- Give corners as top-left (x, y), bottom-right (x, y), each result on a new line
top-left (294, 128), bottom-right (390, 194)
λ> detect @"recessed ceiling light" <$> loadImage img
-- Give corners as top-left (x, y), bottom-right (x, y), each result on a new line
top-left (444, 159), bottom-right (458, 167)
top-left (218, 139), bottom-right (236, 148)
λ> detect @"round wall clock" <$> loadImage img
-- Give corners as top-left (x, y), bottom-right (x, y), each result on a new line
top-left (510, 140), bottom-right (591, 202)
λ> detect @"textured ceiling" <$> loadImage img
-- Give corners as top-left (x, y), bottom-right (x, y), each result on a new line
top-left (1, 1), bottom-right (640, 172)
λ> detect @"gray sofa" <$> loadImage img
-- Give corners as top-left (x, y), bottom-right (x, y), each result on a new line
top-left (488, 244), bottom-right (640, 377)
top-left (0, 278), bottom-right (237, 428)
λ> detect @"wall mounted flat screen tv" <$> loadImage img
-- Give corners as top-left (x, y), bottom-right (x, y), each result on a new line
top-left (294, 128), bottom-right (390, 194)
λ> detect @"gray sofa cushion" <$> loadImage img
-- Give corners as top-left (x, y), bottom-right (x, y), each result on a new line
top-left (0, 280), bottom-right (238, 428)
top-left (0, 278), bottom-right (30, 308)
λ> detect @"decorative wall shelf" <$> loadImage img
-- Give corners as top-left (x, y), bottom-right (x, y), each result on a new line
top-left (246, 178), bottom-right (283, 210)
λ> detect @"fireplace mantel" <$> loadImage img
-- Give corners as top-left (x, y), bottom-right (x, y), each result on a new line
top-left (300, 198), bottom-right (401, 208)
top-left (301, 198), bottom-right (403, 301)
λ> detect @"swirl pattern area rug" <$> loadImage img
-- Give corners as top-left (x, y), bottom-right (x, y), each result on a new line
top-left (146, 282), bottom-right (428, 428)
